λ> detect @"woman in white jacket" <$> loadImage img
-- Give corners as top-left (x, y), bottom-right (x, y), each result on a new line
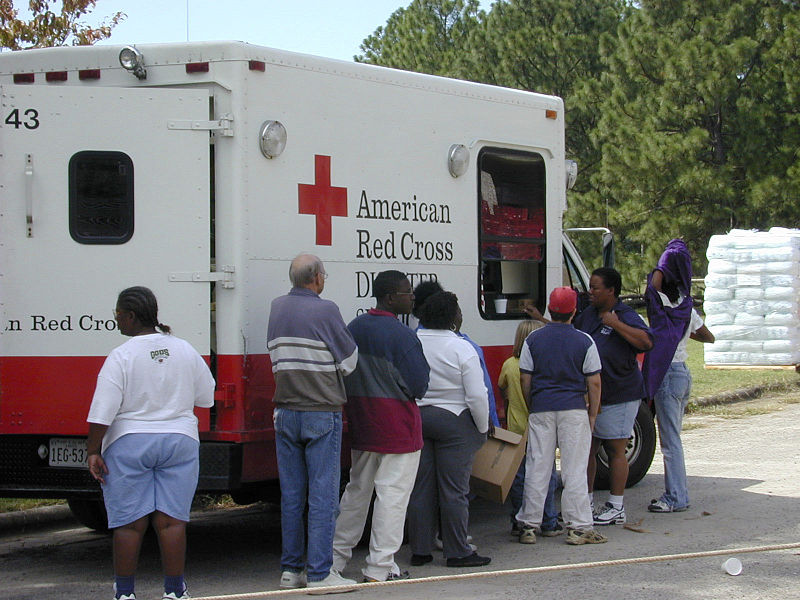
top-left (406, 291), bottom-right (491, 568)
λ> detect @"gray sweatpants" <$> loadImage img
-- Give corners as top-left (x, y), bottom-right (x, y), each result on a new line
top-left (407, 406), bottom-right (486, 559)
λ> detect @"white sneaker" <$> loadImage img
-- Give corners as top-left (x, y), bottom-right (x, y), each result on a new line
top-left (593, 502), bottom-right (626, 526)
top-left (280, 570), bottom-right (307, 589)
top-left (162, 583), bottom-right (190, 599)
top-left (306, 570), bottom-right (357, 595)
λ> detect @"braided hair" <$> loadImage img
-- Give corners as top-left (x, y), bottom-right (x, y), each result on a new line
top-left (117, 286), bottom-right (171, 334)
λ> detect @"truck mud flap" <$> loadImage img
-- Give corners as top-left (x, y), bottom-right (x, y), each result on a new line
top-left (199, 442), bottom-right (243, 491)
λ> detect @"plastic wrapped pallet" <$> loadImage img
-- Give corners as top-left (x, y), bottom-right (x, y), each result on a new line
top-left (704, 228), bottom-right (800, 366)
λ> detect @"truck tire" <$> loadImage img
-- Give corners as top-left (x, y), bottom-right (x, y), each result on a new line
top-left (67, 498), bottom-right (109, 531)
top-left (594, 401), bottom-right (656, 490)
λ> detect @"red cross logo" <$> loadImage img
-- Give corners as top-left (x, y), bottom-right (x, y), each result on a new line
top-left (298, 155), bottom-right (348, 246)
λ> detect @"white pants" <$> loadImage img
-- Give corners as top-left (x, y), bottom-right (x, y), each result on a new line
top-left (516, 409), bottom-right (593, 530)
top-left (332, 449), bottom-right (421, 580)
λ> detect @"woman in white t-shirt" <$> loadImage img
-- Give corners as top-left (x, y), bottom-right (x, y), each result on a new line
top-left (86, 287), bottom-right (215, 600)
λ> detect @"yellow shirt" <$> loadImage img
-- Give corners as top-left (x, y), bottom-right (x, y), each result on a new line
top-left (498, 356), bottom-right (528, 435)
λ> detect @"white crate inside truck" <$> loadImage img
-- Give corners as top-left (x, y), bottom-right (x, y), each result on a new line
top-left (704, 228), bottom-right (800, 366)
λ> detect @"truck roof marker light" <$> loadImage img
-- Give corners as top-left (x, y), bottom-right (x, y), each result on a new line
top-left (186, 62), bottom-right (210, 73)
top-left (119, 46), bottom-right (147, 80)
top-left (13, 73), bottom-right (34, 84)
top-left (46, 71), bottom-right (68, 82)
top-left (546, 109), bottom-right (558, 119)
top-left (79, 69), bottom-right (101, 80)
top-left (447, 144), bottom-right (469, 178)
top-left (565, 160), bottom-right (578, 190)
top-left (259, 120), bottom-right (287, 158)
top-left (249, 60), bottom-right (266, 72)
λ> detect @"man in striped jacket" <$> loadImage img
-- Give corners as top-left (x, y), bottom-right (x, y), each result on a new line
top-left (267, 254), bottom-right (358, 592)
top-left (332, 270), bottom-right (430, 583)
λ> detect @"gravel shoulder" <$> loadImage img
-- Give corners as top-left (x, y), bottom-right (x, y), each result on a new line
top-left (2, 392), bottom-right (799, 600)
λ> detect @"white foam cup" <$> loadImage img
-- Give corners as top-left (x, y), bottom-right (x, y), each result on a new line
top-left (494, 298), bottom-right (508, 314)
top-left (722, 557), bottom-right (742, 576)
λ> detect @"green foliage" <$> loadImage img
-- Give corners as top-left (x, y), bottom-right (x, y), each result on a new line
top-left (356, 0), bottom-right (484, 78)
top-left (579, 0), bottom-right (800, 287)
top-left (0, 0), bottom-right (124, 50)
top-left (361, 0), bottom-right (800, 291)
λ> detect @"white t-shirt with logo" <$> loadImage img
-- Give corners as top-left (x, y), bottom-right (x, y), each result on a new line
top-left (87, 333), bottom-right (216, 453)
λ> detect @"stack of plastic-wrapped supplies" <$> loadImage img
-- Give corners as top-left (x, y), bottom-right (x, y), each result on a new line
top-left (704, 228), bottom-right (800, 366)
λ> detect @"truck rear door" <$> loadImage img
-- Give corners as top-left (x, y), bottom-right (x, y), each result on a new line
top-left (0, 85), bottom-right (211, 436)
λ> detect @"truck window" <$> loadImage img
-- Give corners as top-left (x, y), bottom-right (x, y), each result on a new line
top-left (478, 148), bottom-right (545, 319)
top-left (69, 151), bottom-right (134, 244)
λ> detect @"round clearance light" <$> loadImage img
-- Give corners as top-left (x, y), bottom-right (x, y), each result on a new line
top-left (259, 120), bottom-right (287, 159)
top-left (448, 144), bottom-right (469, 178)
top-left (119, 46), bottom-right (146, 80)
top-left (565, 159), bottom-right (578, 190)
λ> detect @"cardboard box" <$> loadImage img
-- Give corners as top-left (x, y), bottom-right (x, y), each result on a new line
top-left (470, 427), bottom-right (527, 504)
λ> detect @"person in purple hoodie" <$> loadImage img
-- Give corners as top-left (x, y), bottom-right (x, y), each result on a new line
top-left (643, 240), bottom-right (714, 513)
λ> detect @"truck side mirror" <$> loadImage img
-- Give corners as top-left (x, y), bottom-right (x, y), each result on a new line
top-left (602, 232), bottom-right (615, 269)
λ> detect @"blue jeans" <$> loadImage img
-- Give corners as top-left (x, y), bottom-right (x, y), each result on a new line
top-left (274, 408), bottom-right (342, 581)
top-left (654, 362), bottom-right (692, 509)
top-left (509, 452), bottom-right (559, 530)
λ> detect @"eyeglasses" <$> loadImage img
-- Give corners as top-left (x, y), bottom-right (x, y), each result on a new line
top-left (393, 291), bottom-right (414, 296)
top-left (319, 272), bottom-right (329, 280)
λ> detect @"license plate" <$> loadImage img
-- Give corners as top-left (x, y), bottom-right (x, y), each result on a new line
top-left (48, 438), bottom-right (88, 468)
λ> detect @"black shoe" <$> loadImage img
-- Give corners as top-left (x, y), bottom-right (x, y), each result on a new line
top-left (446, 552), bottom-right (491, 568)
top-left (410, 554), bottom-right (433, 566)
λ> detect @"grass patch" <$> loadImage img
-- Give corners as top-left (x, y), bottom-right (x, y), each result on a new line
top-left (0, 498), bottom-right (64, 513)
top-left (192, 494), bottom-right (237, 511)
top-left (680, 421), bottom-right (707, 431)
top-left (686, 339), bottom-right (798, 399)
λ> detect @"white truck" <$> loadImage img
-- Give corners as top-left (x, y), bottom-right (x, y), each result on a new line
top-left (0, 41), bottom-right (654, 528)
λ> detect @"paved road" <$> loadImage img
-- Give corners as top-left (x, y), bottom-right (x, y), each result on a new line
top-left (2, 399), bottom-right (799, 600)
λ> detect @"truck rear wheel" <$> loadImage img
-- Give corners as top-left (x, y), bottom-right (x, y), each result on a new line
top-left (594, 401), bottom-right (656, 490)
top-left (67, 498), bottom-right (109, 531)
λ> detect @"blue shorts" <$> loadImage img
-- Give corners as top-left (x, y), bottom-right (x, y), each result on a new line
top-left (101, 433), bottom-right (199, 528)
top-left (593, 400), bottom-right (639, 440)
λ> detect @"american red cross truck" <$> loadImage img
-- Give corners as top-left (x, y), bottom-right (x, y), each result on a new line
top-left (0, 41), bottom-right (655, 529)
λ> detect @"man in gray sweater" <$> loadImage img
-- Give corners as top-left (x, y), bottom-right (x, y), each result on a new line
top-left (267, 254), bottom-right (358, 592)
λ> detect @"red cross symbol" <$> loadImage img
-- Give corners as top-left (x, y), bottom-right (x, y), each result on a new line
top-left (298, 155), bottom-right (348, 246)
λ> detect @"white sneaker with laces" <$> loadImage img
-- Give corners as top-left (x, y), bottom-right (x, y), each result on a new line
top-left (593, 502), bottom-right (626, 526)
top-left (162, 584), bottom-right (190, 599)
top-left (306, 570), bottom-right (357, 595)
top-left (280, 570), bottom-right (307, 589)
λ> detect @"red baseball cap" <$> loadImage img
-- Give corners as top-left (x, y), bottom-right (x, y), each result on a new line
top-left (548, 287), bottom-right (577, 314)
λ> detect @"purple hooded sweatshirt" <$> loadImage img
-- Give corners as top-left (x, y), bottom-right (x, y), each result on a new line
top-left (642, 239), bottom-right (694, 398)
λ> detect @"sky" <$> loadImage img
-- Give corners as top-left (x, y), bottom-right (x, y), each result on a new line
top-left (84, 0), bottom-right (423, 62)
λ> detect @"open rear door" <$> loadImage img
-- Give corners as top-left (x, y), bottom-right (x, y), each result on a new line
top-left (0, 85), bottom-right (211, 434)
